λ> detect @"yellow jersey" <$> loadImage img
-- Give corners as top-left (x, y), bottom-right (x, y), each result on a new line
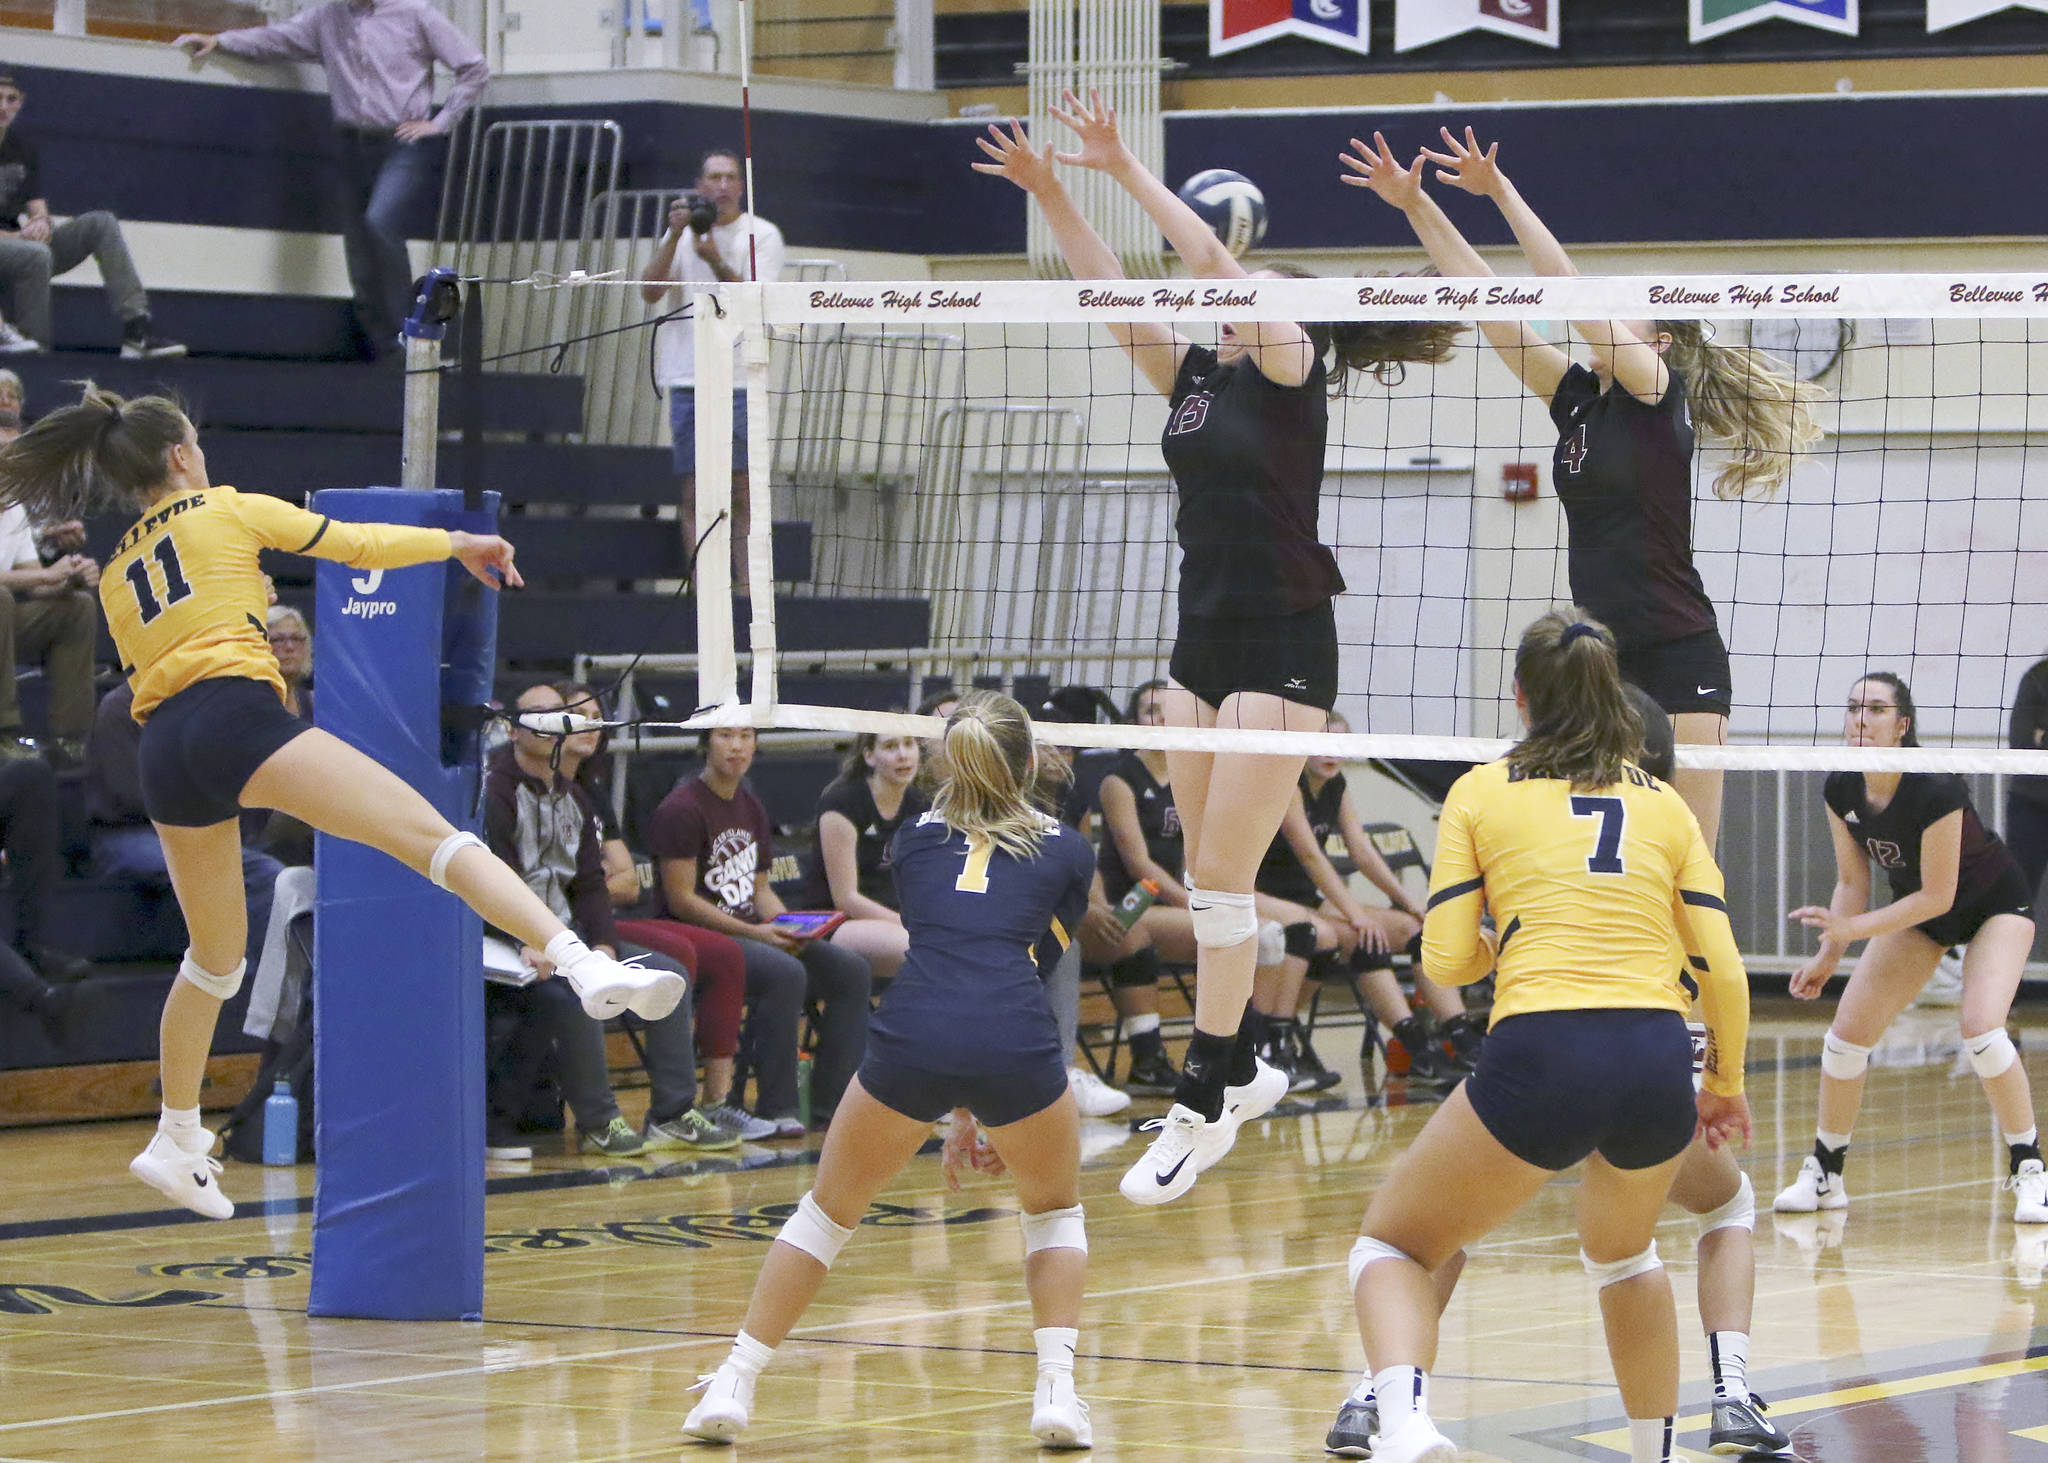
top-left (1422, 757), bottom-right (1748, 1097)
top-left (102, 485), bottom-right (453, 722)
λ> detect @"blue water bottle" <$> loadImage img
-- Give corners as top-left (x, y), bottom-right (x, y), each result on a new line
top-left (262, 1080), bottom-right (299, 1166)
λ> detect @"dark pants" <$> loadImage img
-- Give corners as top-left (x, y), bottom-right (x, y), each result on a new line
top-left (2007, 793), bottom-right (2048, 907)
top-left (0, 757), bottom-right (59, 951)
top-left (335, 129), bottom-right (442, 354)
top-left (0, 589), bottom-right (96, 739)
top-left (616, 941), bottom-right (700, 1123)
top-left (93, 825), bottom-right (281, 968)
top-left (737, 934), bottom-right (871, 1123)
top-left (0, 210), bottom-right (149, 344)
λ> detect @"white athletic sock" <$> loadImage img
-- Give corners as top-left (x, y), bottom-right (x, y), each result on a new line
top-left (1628, 1416), bottom-right (1675, 1463)
top-left (159, 1104), bottom-right (204, 1146)
top-left (1034, 1326), bottom-right (1079, 1375)
top-left (726, 1329), bottom-right (776, 1379)
top-left (1815, 1128), bottom-right (1852, 1154)
top-left (544, 930), bottom-right (591, 969)
top-left (1372, 1366), bottom-right (1426, 1433)
top-left (1120, 1012), bottom-right (1161, 1039)
top-left (2005, 1126), bottom-right (2039, 1150)
top-left (1709, 1330), bottom-right (1750, 1400)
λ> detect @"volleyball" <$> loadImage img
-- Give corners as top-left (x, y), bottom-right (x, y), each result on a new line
top-left (1177, 169), bottom-right (1268, 258)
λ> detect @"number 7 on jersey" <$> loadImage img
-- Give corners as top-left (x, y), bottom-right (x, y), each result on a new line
top-left (1569, 795), bottom-right (1627, 875)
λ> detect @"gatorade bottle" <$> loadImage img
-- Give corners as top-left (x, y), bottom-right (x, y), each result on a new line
top-left (262, 1080), bottom-right (299, 1166)
top-left (1113, 877), bottom-right (1161, 931)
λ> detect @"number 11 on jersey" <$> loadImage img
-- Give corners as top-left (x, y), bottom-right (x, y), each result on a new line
top-left (125, 535), bottom-right (193, 625)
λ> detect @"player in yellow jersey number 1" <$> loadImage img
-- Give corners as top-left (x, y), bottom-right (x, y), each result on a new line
top-left (0, 386), bottom-right (684, 1220)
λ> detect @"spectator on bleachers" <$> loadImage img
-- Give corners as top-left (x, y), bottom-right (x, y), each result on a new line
top-left (794, 731), bottom-right (925, 982)
top-left (2009, 652), bottom-right (2048, 903)
top-left (85, 680), bottom-right (280, 966)
top-left (646, 725), bottom-right (871, 1131)
top-left (266, 606), bottom-right (313, 719)
top-left (177, 3), bottom-right (489, 362)
top-left (482, 683), bottom-right (740, 1156)
top-left (640, 147), bottom-right (784, 577)
top-left (0, 369), bottom-right (94, 765)
top-left (0, 76), bottom-right (184, 358)
top-left (549, 681), bottom-right (777, 1143)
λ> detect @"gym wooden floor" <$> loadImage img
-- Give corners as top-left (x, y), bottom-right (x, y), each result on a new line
top-left (4, 996), bottom-right (2045, 1462)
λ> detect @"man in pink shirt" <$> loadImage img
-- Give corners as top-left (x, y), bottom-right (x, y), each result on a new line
top-left (175, 1), bottom-right (489, 361)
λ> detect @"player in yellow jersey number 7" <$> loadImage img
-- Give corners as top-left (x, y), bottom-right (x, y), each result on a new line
top-left (0, 385), bottom-right (683, 1220)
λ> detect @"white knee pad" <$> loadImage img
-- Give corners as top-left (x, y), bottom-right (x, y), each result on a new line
top-left (1697, 1172), bottom-right (1756, 1236)
top-left (178, 951), bottom-right (246, 1000)
top-left (1187, 885), bottom-right (1258, 951)
top-left (429, 831), bottom-right (486, 891)
top-left (1581, 1242), bottom-right (1662, 1290)
top-left (1820, 1031), bottom-right (1873, 1081)
top-left (776, 1191), bottom-right (855, 1268)
top-left (1020, 1204), bottom-right (1087, 1257)
top-left (1967, 1027), bottom-right (2020, 1080)
top-left (1347, 1235), bottom-right (1414, 1291)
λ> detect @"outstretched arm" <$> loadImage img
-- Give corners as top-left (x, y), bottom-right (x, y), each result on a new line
top-left (974, 117), bottom-right (1189, 397)
top-left (1421, 128), bottom-right (1667, 404)
top-left (1340, 132), bottom-right (1569, 402)
top-left (1048, 90), bottom-right (1314, 388)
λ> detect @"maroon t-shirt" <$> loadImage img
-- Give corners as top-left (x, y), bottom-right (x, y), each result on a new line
top-left (646, 775), bottom-right (775, 921)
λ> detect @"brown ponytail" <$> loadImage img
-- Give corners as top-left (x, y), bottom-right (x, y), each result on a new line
top-left (0, 382), bottom-right (190, 520)
top-left (1658, 320), bottom-right (1827, 500)
top-left (1506, 611), bottom-right (1644, 791)
top-left (933, 690), bottom-right (1046, 859)
top-left (1263, 263), bottom-right (1464, 396)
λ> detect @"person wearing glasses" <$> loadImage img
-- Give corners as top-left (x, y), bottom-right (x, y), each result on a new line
top-left (1776, 672), bottom-right (2044, 1224)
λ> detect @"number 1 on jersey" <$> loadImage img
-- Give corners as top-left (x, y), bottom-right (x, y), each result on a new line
top-left (1569, 794), bottom-right (1627, 874)
top-left (955, 838), bottom-right (993, 894)
top-left (125, 535), bottom-right (194, 626)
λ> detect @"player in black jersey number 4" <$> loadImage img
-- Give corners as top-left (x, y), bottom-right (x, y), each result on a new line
top-left (1344, 129), bottom-right (1825, 854)
top-left (978, 94), bottom-right (1461, 1206)
top-left (1777, 673), bottom-right (2046, 1224)
top-left (685, 693), bottom-right (1100, 1449)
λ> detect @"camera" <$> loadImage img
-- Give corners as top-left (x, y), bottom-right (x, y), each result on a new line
top-left (680, 190), bottom-right (717, 236)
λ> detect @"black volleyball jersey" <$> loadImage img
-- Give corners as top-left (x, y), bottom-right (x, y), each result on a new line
top-left (798, 776), bottom-right (929, 910)
top-left (869, 811), bottom-right (1096, 1076)
top-left (1256, 771), bottom-right (1347, 902)
top-left (1096, 752), bottom-right (1184, 900)
top-left (1823, 771), bottom-right (2018, 909)
top-left (1548, 364), bottom-right (1719, 650)
top-left (1161, 345), bottom-right (1345, 619)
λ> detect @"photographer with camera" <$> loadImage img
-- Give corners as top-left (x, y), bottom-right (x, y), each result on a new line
top-left (641, 148), bottom-right (785, 583)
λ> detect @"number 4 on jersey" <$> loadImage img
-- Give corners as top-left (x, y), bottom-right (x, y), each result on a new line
top-left (1569, 794), bottom-right (1627, 874)
top-left (124, 536), bottom-right (194, 625)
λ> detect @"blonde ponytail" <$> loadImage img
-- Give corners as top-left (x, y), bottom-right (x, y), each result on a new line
top-left (933, 690), bottom-right (1045, 860)
top-left (1660, 321), bottom-right (1827, 500)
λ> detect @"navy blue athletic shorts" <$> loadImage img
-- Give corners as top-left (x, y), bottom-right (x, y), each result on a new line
top-left (139, 676), bottom-right (312, 828)
top-left (1170, 599), bottom-right (1338, 713)
top-left (856, 1053), bottom-right (1070, 1129)
top-left (668, 386), bottom-right (750, 476)
top-left (1463, 1007), bottom-right (1697, 1172)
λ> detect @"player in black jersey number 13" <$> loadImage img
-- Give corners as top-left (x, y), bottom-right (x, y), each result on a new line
top-left (977, 92), bottom-right (1460, 1206)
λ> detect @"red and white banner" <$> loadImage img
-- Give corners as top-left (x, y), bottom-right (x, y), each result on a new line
top-left (1211, 0), bottom-right (1372, 57)
top-left (1395, 0), bottom-right (1558, 51)
top-left (1927, 0), bottom-right (2048, 28)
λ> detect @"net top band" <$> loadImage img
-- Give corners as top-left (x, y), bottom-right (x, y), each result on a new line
top-left (729, 273), bottom-right (2048, 325)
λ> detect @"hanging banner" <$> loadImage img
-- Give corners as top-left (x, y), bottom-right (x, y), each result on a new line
top-left (1211, 0), bottom-right (1373, 56)
top-left (1690, 0), bottom-right (1857, 40)
top-left (1396, 0), bottom-right (1558, 49)
top-left (1927, 0), bottom-right (2048, 28)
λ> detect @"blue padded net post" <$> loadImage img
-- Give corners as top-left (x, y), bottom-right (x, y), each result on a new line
top-left (306, 486), bottom-right (501, 1322)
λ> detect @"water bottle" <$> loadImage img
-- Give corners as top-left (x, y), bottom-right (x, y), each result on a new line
top-left (262, 1080), bottom-right (299, 1166)
top-left (795, 1053), bottom-right (814, 1130)
top-left (1113, 878), bottom-right (1161, 931)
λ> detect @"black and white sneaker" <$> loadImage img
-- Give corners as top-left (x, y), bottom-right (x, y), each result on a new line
top-left (1123, 1049), bottom-right (1180, 1096)
top-left (1709, 1392), bottom-right (1793, 1455)
top-left (1288, 1025), bottom-right (1342, 1091)
top-left (120, 317), bottom-right (187, 360)
top-left (1324, 1390), bottom-right (1378, 1456)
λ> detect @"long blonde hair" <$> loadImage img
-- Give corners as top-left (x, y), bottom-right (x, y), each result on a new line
top-left (0, 382), bottom-right (190, 520)
top-left (1506, 611), bottom-right (1643, 791)
top-left (1659, 320), bottom-right (1826, 501)
top-left (933, 690), bottom-right (1045, 859)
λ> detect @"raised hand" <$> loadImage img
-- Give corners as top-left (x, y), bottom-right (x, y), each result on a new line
top-left (971, 119), bottom-right (1059, 194)
top-left (1418, 126), bottom-right (1506, 197)
top-left (1046, 88), bottom-right (1127, 172)
top-left (1339, 132), bottom-right (1428, 212)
